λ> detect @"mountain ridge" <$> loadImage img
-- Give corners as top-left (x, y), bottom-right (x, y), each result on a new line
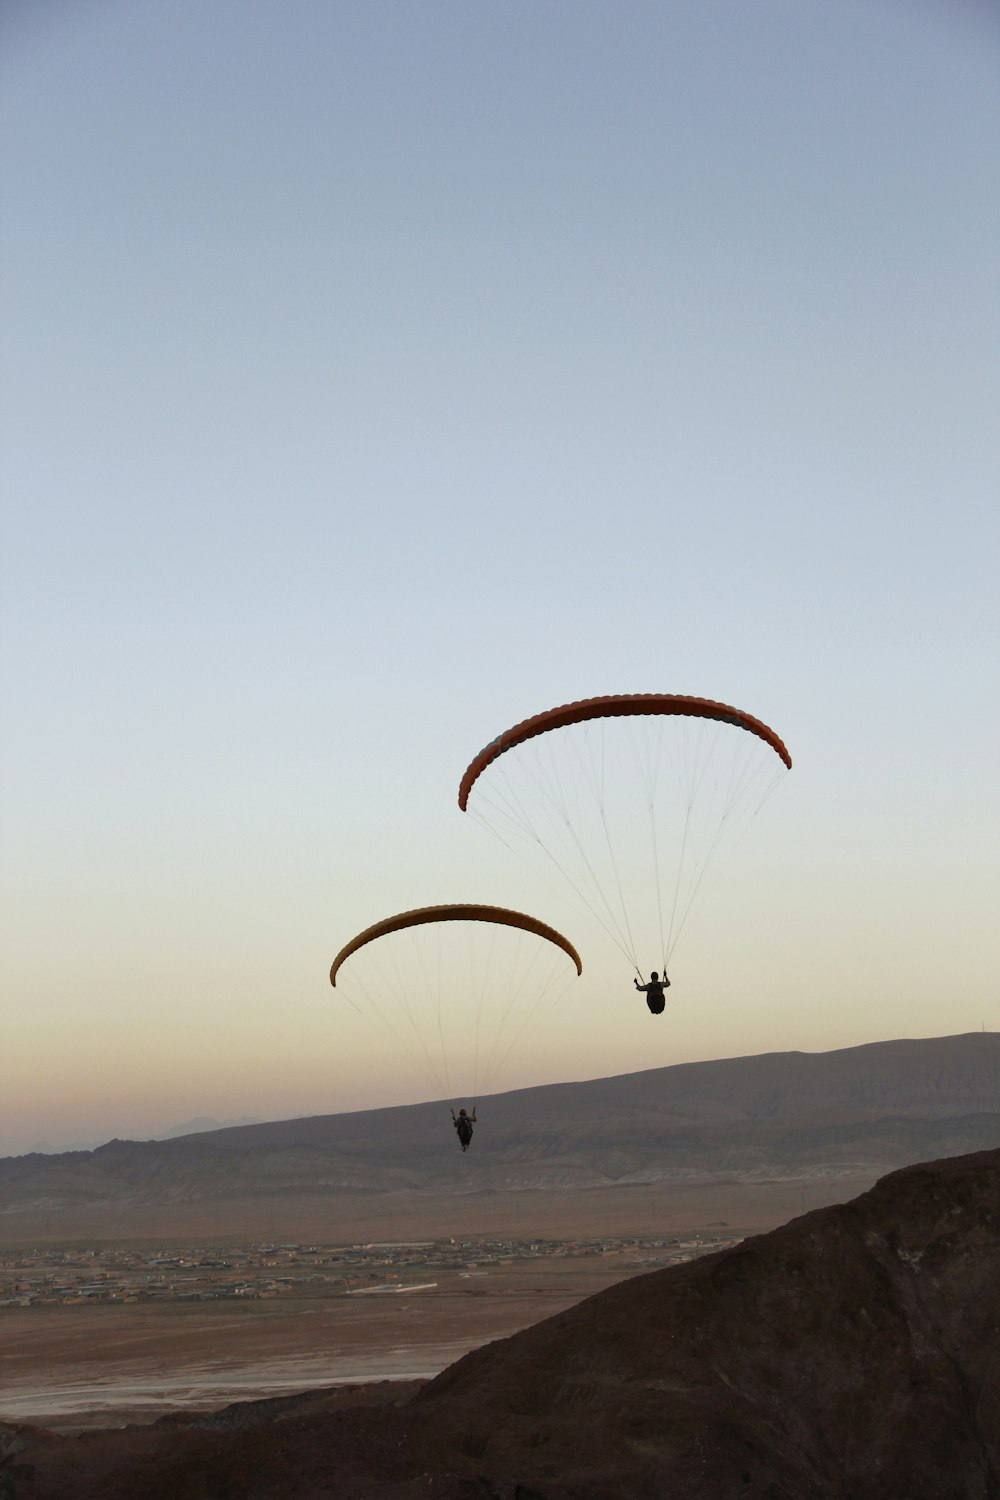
top-left (2, 1035), bottom-right (998, 1223)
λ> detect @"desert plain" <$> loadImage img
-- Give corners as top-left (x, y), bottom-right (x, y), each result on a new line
top-left (0, 1173), bottom-right (872, 1433)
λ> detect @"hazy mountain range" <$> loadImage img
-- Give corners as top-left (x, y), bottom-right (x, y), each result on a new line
top-left (24, 1117), bottom-right (261, 1156)
top-left (3, 1034), bottom-right (997, 1220)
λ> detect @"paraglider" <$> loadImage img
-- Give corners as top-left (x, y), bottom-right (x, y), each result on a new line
top-left (459, 694), bottom-right (791, 1003)
top-left (451, 1106), bottom-right (476, 1150)
top-left (634, 971), bottom-right (670, 1016)
top-left (330, 904), bottom-right (582, 1147)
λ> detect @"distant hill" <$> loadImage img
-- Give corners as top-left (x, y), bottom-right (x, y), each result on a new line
top-left (154, 1115), bottom-right (261, 1141)
top-left (24, 1116), bottom-right (261, 1155)
top-left (2, 1035), bottom-right (997, 1230)
top-left (6, 1145), bottom-right (999, 1497)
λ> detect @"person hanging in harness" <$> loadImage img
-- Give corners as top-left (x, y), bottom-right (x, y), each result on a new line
top-left (634, 971), bottom-right (670, 1015)
top-left (451, 1106), bottom-right (477, 1150)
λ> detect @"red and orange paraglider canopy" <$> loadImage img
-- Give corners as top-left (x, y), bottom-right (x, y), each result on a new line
top-left (458, 692), bottom-right (791, 976)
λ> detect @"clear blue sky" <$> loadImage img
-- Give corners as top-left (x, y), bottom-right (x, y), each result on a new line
top-left (2, 0), bottom-right (998, 1155)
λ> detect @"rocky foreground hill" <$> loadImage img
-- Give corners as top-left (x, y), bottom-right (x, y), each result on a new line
top-left (3, 1146), bottom-right (999, 1498)
top-left (2, 1034), bottom-right (999, 1225)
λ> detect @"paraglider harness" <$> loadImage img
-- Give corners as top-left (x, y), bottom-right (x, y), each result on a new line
top-left (451, 1107), bottom-right (476, 1151)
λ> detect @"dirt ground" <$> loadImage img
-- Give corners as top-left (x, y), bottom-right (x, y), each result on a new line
top-left (2, 1172), bottom-right (866, 1246)
top-left (0, 1261), bottom-right (638, 1430)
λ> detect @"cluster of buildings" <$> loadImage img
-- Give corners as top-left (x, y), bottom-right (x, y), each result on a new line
top-left (0, 1232), bottom-right (741, 1309)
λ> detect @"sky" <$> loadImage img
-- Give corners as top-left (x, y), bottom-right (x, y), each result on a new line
top-left (2, 0), bottom-right (998, 1157)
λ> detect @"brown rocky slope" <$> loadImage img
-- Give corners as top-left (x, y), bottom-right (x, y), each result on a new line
top-left (2, 1146), bottom-right (999, 1498)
